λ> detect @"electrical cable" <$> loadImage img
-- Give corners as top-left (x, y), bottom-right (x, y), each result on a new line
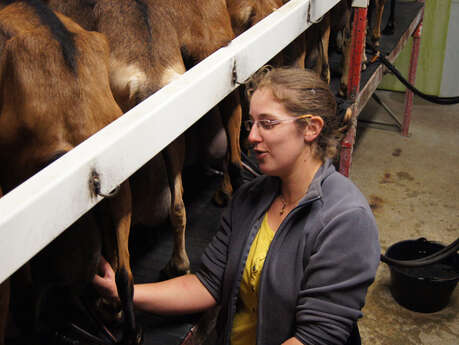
top-left (366, 42), bottom-right (459, 105)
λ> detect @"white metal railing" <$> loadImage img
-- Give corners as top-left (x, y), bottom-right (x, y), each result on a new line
top-left (0, 0), bottom-right (340, 284)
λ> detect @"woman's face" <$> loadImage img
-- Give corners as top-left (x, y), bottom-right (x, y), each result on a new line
top-left (247, 88), bottom-right (308, 177)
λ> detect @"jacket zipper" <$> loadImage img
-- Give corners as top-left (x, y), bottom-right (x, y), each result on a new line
top-left (224, 215), bottom-right (265, 345)
top-left (255, 195), bottom-right (321, 345)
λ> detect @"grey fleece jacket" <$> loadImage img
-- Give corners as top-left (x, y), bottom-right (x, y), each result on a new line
top-left (196, 160), bottom-right (380, 345)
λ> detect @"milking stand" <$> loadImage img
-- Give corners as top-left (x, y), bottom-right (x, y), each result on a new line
top-left (335, 0), bottom-right (424, 177)
top-left (127, 2), bottom-right (426, 344)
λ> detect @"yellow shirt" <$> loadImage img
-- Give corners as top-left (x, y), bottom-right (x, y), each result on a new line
top-left (231, 213), bottom-right (275, 345)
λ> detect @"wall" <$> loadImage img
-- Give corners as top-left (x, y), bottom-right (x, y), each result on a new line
top-left (378, 0), bottom-right (455, 97)
top-left (440, 0), bottom-right (459, 97)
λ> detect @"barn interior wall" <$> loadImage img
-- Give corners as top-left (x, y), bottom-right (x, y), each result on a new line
top-left (378, 0), bottom-right (453, 96)
top-left (440, 0), bottom-right (459, 97)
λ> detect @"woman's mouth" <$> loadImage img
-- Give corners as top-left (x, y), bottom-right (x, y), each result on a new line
top-left (254, 149), bottom-right (268, 159)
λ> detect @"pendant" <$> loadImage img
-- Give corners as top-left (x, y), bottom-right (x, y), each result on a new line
top-left (279, 197), bottom-right (287, 216)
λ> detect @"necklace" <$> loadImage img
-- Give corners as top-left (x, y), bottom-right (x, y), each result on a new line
top-left (278, 194), bottom-right (303, 216)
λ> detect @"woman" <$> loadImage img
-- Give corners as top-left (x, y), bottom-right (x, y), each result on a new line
top-left (94, 66), bottom-right (380, 345)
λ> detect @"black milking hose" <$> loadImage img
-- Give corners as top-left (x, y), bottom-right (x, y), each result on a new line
top-left (366, 42), bottom-right (459, 105)
top-left (380, 237), bottom-right (459, 267)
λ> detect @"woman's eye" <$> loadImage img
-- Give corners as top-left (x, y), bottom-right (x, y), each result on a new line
top-left (260, 120), bottom-right (276, 129)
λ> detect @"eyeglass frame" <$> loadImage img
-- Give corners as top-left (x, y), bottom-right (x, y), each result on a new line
top-left (243, 114), bottom-right (313, 132)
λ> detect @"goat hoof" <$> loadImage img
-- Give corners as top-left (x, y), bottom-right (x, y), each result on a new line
top-left (135, 326), bottom-right (143, 345)
top-left (123, 326), bottom-right (143, 345)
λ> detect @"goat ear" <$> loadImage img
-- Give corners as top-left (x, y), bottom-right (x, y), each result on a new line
top-left (304, 116), bottom-right (324, 143)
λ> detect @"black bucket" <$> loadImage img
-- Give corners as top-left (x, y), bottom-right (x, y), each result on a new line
top-left (384, 238), bottom-right (459, 313)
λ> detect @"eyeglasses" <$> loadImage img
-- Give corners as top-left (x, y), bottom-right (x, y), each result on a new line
top-left (243, 114), bottom-right (313, 131)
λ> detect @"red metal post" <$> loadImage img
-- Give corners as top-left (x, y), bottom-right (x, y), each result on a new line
top-left (339, 7), bottom-right (367, 177)
top-left (402, 19), bottom-right (423, 136)
top-left (346, 7), bottom-right (368, 101)
top-left (339, 118), bottom-right (357, 177)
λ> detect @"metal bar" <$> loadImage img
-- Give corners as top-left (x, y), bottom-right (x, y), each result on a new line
top-left (402, 16), bottom-right (423, 136)
top-left (372, 93), bottom-right (402, 128)
top-left (355, 66), bottom-right (385, 116)
top-left (358, 118), bottom-right (399, 128)
top-left (340, 6), bottom-right (367, 177)
top-left (0, 0), bottom-right (342, 284)
top-left (339, 117), bottom-right (357, 177)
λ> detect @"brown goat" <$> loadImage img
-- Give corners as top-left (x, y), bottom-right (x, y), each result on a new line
top-left (146, 0), bottom-right (244, 208)
top-left (368, 0), bottom-right (387, 47)
top-left (305, 13), bottom-right (332, 83)
top-left (0, 1), bottom-right (136, 341)
top-left (45, 0), bottom-right (189, 278)
top-left (330, 0), bottom-right (354, 96)
top-left (226, 0), bottom-right (307, 68)
top-left (226, 0), bottom-right (283, 36)
top-left (46, 0), bottom-right (245, 276)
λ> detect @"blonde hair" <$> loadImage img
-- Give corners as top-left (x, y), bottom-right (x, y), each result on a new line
top-left (245, 66), bottom-right (352, 161)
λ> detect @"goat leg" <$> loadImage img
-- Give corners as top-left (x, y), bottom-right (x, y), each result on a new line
top-left (116, 268), bottom-right (143, 345)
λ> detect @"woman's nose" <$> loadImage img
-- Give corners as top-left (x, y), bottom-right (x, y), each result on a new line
top-left (247, 124), bottom-right (262, 144)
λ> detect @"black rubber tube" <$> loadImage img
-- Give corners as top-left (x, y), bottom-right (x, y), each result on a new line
top-left (380, 237), bottom-right (459, 268)
top-left (366, 43), bottom-right (459, 105)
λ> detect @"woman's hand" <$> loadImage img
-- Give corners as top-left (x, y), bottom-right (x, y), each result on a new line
top-left (93, 256), bottom-right (119, 301)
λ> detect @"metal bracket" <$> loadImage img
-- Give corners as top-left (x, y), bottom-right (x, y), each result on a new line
top-left (90, 170), bottom-right (120, 199)
top-left (357, 93), bottom-right (402, 132)
top-left (231, 60), bottom-right (243, 86)
top-left (307, 1), bottom-right (324, 24)
top-left (352, 0), bottom-right (369, 8)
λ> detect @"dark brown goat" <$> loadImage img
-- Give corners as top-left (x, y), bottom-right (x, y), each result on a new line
top-left (0, 0), bottom-right (135, 341)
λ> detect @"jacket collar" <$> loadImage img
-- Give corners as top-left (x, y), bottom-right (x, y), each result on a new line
top-left (247, 159), bottom-right (336, 207)
top-left (299, 158), bottom-right (336, 205)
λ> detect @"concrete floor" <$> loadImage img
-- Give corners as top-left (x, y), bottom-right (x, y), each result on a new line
top-left (350, 90), bottom-right (459, 345)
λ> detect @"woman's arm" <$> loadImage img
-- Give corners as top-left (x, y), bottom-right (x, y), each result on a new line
top-left (134, 274), bottom-right (217, 314)
top-left (93, 256), bottom-right (217, 315)
top-left (294, 206), bottom-right (380, 344)
top-left (282, 337), bottom-right (304, 345)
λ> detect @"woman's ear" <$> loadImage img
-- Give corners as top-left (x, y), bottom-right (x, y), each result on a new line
top-left (304, 116), bottom-right (324, 143)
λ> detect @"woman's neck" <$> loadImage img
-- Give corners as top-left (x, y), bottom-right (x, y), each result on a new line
top-left (280, 155), bottom-right (323, 204)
